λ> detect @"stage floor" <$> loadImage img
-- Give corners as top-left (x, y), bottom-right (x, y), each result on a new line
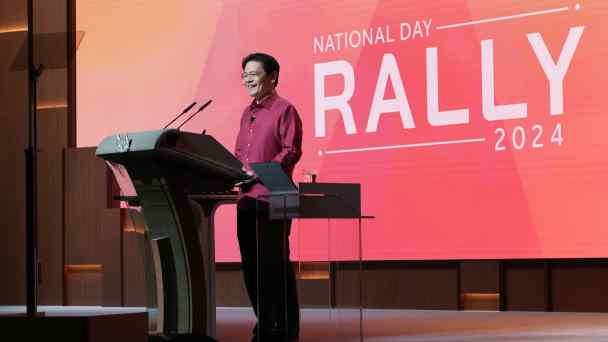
top-left (2, 306), bottom-right (608, 341)
top-left (217, 307), bottom-right (608, 342)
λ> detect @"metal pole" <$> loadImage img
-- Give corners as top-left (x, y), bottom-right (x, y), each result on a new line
top-left (25, 0), bottom-right (39, 318)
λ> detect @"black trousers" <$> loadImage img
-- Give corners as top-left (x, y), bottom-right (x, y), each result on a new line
top-left (237, 196), bottom-right (300, 338)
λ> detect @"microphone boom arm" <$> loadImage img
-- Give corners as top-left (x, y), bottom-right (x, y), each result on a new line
top-left (162, 101), bottom-right (197, 129)
top-left (177, 99), bottom-right (213, 130)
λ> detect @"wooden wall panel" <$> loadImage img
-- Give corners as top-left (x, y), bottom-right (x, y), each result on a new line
top-left (0, 26), bottom-right (27, 304)
top-left (35, 143), bottom-right (63, 305)
top-left (36, 69), bottom-right (68, 107)
top-left (460, 261), bottom-right (500, 293)
top-left (215, 263), bottom-right (333, 308)
top-left (33, 0), bottom-right (67, 34)
top-left (0, 1), bottom-right (26, 29)
top-left (36, 108), bottom-right (68, 304)
top-left (298, 279), bottom-right (330, 308)
top-left (65, 148), bottom-right (107, 263)
top-left (101, 208), bottom-right (122, 306)
top-left (35, 3), bottom-right (71, 305)
top-left (213, 260), bottom-right (608, 312)
top-left (122, 209), bottom-right (148, 307)
top-left (503, 261), bottom-right (548, 311)
top-left (336, 262), bottom-right (459, 309)
top-left (552, 261), bottom-right (608, 312)
top-left (215, 267), bottom-right (249, 307)
top-left (64, 147), bottom-right (122, 305)
top-left (36, 107), bottom-right (68, 148)
top-left (1, 0), bottom-right (73, 306)
top-left (459, 261), bottom-right (500, 310)
top-left (65, 270), bottom-right (102, 306)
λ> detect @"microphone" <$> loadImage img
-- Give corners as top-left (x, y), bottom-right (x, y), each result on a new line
top-left (162, 102), bottom-right (196, 129)
top-left (177, 99), bottom-right (213, 130)
top-left (250, 114), bottom-right (256, 123)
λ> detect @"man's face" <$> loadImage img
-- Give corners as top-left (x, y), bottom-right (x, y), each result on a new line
top-left (242, 60), bottom-right (274, 99)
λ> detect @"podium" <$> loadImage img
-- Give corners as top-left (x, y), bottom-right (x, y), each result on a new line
top-left (96, 129), bottom-right (247, 340)
top-left (97, 131), bottom-right (370, 341)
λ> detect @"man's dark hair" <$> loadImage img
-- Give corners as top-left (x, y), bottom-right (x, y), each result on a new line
top-left (241, 52), bottom-right (280, 86)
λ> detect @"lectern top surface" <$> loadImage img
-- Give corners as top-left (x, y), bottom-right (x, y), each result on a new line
top-left (249, 162), bottom-right (298, 194)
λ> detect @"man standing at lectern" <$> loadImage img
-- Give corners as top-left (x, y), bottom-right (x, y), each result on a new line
top-left (235, 52), bottom-right (303, 341)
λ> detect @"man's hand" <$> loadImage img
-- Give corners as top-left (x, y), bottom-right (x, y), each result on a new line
top-left (236, 167), bottom-right (259, 190)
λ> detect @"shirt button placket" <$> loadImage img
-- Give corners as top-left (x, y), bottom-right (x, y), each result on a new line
top-left (246, 110), bottom-right (254, 162)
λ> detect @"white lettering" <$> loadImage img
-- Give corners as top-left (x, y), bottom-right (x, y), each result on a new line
top-left (314, 61), bottom-right (357, 137)
top-left (426, 47), bottom-right (469, 126)
top-left (527, 26), bottom-right (584, 115)
top-left (482, 39), bottom-right (528, 121)
top-left (366, 54), bottom-right (415, 132)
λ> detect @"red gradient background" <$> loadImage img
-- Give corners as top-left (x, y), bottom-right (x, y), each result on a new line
top-left (77, 0), bottom-right (608, 261)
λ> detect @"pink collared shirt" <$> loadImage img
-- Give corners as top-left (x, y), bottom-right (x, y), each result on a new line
top-left (234, 91), bottom-right (303, 200)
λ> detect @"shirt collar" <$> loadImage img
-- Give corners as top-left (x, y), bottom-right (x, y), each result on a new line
top-left (249, 90), bottom-right (278, 110)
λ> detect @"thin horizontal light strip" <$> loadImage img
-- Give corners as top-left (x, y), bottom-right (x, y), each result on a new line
top-left (37, 103), bottom-right (68, 110)
top-left (436, 6), bottom-right (570, 30)
top-left (65, 264), bottom-right (103, 272)
top-left (297, 274), bottom-right (330, 280)
top-left (324, 138), bottom-right (486, 155)
top-left (0, 26), bottom-right (27, 34)
top-left (461, 293), bottom-right (500, 300)
top-left (124, 227), bottom-right (145, 235)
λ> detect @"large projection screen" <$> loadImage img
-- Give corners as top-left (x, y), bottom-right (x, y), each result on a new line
top-left (77, 0), bottom-right (608, 261)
